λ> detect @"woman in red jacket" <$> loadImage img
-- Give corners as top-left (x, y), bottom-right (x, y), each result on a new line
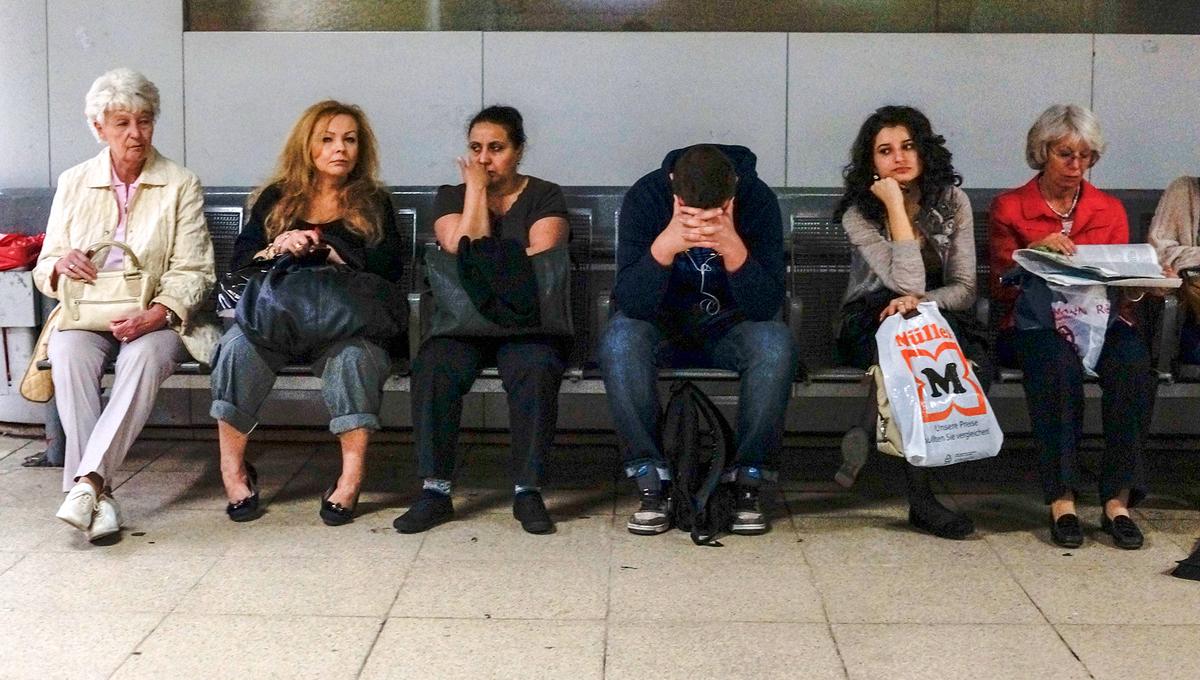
top-left (989, 104), bottom-right (1153, 551)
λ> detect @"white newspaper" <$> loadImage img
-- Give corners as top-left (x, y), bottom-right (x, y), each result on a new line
top-left (1013, 244), bottom-right (1182, 288)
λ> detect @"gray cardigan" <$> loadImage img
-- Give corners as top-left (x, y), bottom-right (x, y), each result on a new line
top-left (841, 185), bottom-right (976, 312)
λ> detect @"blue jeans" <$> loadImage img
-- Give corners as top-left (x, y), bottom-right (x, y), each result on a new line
top-left (210, 325), bottom-right (390, 435)
top-left (598, 311), bottom-right (798, 481)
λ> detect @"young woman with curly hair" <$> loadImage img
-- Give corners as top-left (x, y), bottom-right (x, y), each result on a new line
top-left (833, 105), bottom-right (992, 540)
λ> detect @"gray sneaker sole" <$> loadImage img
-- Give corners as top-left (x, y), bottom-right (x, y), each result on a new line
top-left (626, 519), bottom-right (671, 535)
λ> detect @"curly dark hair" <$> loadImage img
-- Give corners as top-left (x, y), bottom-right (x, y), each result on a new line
top-left (833, 105), bottom-right (961, 222)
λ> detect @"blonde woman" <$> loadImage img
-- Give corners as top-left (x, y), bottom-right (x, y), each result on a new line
top-left (211, 100), bottom-right (404, 525)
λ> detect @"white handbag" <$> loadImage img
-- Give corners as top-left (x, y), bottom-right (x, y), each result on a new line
top-left (57, 240), bottom-right (156, 331)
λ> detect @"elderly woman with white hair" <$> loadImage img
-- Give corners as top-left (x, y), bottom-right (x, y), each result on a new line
top-left (32, 68), bottom-right (217, 542)
top-left (989, 104), bottom-right (1154, 551)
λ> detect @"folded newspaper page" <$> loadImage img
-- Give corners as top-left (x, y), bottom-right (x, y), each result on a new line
top-left (1013, 244), bottom-right (1182, 288)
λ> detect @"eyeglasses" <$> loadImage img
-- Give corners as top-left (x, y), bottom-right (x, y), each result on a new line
top-left (1050, 147), bottom-right (1096, 164)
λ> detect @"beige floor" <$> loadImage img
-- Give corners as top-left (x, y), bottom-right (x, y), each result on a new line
top-left (0, 433), bottom-right (1198, 680)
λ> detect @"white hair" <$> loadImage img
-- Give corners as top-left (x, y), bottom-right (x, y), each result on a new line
top-left (84, 68), bottom-right (161, 142)
top-left (1025, 104), bottom-right (1107, 170)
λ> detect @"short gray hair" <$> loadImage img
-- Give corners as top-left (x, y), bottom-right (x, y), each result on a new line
top-left (1025, 104), bottom-right (1107, 170)
top-left (84, 68), bottom-right (161, 142)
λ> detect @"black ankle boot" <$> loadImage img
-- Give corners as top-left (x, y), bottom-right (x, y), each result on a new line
top-left (905, 464), bottom-right (974, 540)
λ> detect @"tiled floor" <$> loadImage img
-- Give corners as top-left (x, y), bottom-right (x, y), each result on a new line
top-left (0, 434), bottom-right (1198, 679)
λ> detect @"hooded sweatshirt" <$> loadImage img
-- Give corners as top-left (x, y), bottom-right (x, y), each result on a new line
top-left (612, 144), bottom-right (785, 339)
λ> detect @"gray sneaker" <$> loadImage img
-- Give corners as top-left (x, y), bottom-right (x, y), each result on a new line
top-left (729, 486), bottom-right (768, 535)
top-left (835, 426), bottom-right (871, 488)
top-left (626, 488), bottom-right (671, 535)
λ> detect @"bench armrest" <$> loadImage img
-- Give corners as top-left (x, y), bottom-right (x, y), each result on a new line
top-left (1156, 294), bottom-right (1181, 379)
top-left (407, 291), bottom-right (429, 361)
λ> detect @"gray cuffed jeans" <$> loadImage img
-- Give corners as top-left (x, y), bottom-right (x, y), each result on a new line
top-left (210, 325), bottom-right (389, 435)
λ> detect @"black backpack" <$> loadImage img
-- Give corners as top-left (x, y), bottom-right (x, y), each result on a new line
top-left (663, 381), bottom-right (738, 545)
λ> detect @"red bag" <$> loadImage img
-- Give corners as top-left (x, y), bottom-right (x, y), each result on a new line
top-left (0, 233), bottom-right (45, 271)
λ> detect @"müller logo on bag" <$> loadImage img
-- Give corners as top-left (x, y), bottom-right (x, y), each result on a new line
top-left (893, 322), bottom-right (987, 423)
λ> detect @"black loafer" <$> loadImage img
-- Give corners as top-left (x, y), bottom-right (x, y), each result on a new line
top-left (1050, 513), bottom-right (1084, 548)
top-left (319, 484), bottom-right (359, 526)
top-left (393, 489), bottom-right (454, 534)
top-left (226, 462), bottom-right (261, 523)
top-left (513, 490), bottom-right (555, 535)
top-left (1101, 513), bottom-right (1144, 550)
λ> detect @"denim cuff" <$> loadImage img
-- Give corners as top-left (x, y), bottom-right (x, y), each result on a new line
top-left (721, 465), bottom-right (778, 485)
top-left (210, 399), bottom-right (258, 435)
top-left (330, 413), bottom-right (380, 435)
top-left (623, 459), bottom-right (672, 481)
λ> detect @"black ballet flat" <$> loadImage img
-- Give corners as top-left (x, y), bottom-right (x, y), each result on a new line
top-left (226, 462), bottom-right (261, 523)
top-left (319, 484), bottom-right (359, 526)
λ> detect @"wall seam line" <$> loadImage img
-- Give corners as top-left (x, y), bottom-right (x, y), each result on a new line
top-left (783, 32), bottom-right (790, 187)
top-left (44, 0), bottom-right (52, 187)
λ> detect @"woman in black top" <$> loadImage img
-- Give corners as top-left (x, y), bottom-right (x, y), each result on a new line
top-left (210, 100), bottom-right (404, 525)
top-left (394, 105), bottom-right (570, 535)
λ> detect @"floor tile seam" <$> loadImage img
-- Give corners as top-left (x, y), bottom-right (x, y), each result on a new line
top-left (984, 534), bottom-right (1092, 672)
top-left (352, 617), bottom-right (389, 680)
top-left (104, 609), bottom-right (174, 680)
top-left (0, 440), bottom-right (27, 464)
top-left (600, 501), bottom-right (616, 680)
top-left (112, 440), bottom-right (186, 491)
top-left (260, 443), bottom-right (322, 504)
top-left (612, 616), bottom-right (833, 626)
top-left (823, 623), bottom-right (856, 680)
top-left (0, 551), bottom-right (31, 578)
top-left (406, 555), bottom-right (615, 567)
top-left (382, 614), bottom-right (608, 622)
top-left (829, 621), bottom-right (1073, 628)
top-left (378, 527), bottom-right (426, 619)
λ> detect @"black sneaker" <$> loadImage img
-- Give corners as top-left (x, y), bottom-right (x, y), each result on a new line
top-left (393, 489), bottom-right (454, 534)
top-left (626, 488), bottom-right (671, 535)
top-left (729, 486), bottom-right (768, 535)
top-left (513, 490), bottom-right (555, 535)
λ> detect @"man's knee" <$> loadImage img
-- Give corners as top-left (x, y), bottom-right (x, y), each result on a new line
top-left (744, 322), bottom-right (798, 372)
top-left (599, 314), bottom-right (658, 369)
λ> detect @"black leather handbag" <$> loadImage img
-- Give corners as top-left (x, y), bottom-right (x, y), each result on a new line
top-left (216, 259), bottom-right (276, 319)
top-left (423, 243), bottom-right (573, 340)
top-left (235, 253), bottom-right (405, 360)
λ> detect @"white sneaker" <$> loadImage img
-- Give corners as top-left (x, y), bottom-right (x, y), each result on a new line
top-left (86, 493), bottom-right (122, 542)
top-left (56, 482), bottom-right (98, 531)
top-left (835, 426), bottom-right (871, 488)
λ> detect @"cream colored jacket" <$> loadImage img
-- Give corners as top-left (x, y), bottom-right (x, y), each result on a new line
top-left (33, 148), bottom-right (220, 363)
top-left (1148, 176), bottom-right (1200, 271)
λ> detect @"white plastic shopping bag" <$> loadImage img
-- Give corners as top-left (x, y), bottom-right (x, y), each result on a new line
top-left (1048, 282), bottom-right (1110, 377)
top-left (874, 302), bottom-right (1003, 467)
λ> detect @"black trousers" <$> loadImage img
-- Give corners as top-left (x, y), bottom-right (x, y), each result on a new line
top-left (411, 335), bottom-right (567, 488)
top-left (999, 324), bottom-right (1152, 506)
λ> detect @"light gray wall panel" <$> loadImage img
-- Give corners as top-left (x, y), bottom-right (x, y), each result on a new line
top-left (183, 32), bottom-right (482, 186)
top-left (1093, 35), bottom-right (1200, 190)
top-left (484, 33), bottom-right (788, 186)
top-left (787, 34), bottom-right (1093, 189)
top-left (0, 2), bottom-right (50, 187)
top-left (47, 0), bottom-right (184, 182)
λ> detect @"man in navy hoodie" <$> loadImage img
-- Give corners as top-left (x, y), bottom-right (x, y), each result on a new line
top-left (599, 144), bottom-right (798, 536)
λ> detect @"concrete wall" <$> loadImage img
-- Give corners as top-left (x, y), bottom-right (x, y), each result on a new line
top-left (2, 3), bottom-right (1197, 191)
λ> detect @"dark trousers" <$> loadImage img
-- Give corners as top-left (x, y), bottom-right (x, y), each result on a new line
top-left (1000, 324), bottom-right (1152, 506)
top-left (411, 335), bottom-right (567, 488)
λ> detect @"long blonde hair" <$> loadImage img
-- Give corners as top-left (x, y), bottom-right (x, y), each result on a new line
top-left (251, 100), bottom-right (385, 244)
